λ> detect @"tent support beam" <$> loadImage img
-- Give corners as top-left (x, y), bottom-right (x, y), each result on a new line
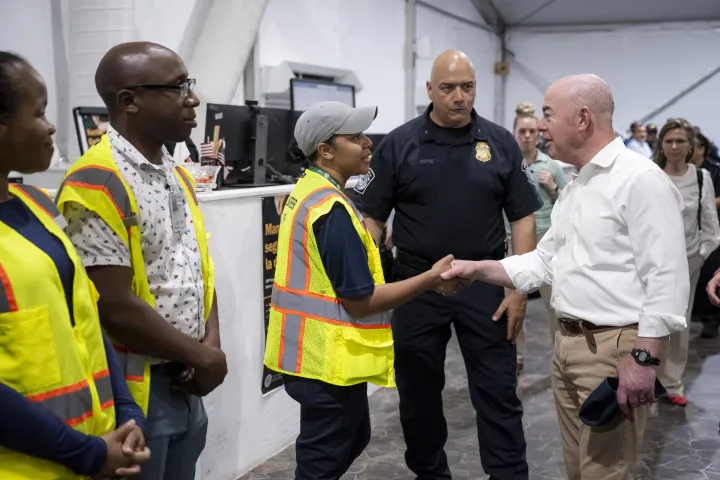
top-left (470, 0), bottom-right (508, 126)
top-left (640, 65), bottom-right (720, 124)
top-left (405, 0), bottom-right (417, 121)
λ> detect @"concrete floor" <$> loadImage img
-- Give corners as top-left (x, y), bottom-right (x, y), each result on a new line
top-left (240, 298), bottom-right (720, 479)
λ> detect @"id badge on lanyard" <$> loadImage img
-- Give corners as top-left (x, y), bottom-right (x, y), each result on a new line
top-left (169, 187), bottom-right (186, 234)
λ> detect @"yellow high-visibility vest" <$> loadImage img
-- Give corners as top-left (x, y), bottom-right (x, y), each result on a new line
top-left (264, 169), bottom-right (395, 387)
top-left (0, 184), bottom-right (116, 480)
top-left (55, 135), bottom-right (215, 413)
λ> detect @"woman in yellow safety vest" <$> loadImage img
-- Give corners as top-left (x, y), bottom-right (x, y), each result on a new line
top-left (263, 101), bottom-right (460, 480)
top-left (0, 51), bottom-right (150, 479)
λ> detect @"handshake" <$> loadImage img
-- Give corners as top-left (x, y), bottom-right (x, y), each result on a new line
top-left (427, 255), bottom-right (479, 296)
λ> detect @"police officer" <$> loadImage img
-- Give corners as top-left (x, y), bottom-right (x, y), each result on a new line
top-left (354, 49), bottom-right (541, 479)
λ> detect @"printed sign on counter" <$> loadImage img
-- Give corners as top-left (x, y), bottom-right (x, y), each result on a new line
top-left (261, 194), bottom-right (289, 394)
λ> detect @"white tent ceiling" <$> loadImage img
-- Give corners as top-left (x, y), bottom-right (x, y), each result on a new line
top-left (471, 0), bottom-right (720, 28)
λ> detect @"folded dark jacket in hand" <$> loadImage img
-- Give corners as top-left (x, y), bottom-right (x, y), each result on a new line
top-left (579, 376), bottom-right (668, 427)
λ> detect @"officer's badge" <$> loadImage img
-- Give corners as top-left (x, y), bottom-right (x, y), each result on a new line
top-left (475, 142), bottom-right (491, 162)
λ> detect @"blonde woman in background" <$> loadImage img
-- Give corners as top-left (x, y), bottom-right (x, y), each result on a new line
top-left (505, 102), bottom-right (567, 374)
top-left (654, 118), bottom-right (720, 406)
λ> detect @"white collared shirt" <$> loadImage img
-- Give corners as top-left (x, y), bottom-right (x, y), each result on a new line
top-left (500, 137), bottom-right (689, 338)
top-left (64, 126), bottom-right (206, 342)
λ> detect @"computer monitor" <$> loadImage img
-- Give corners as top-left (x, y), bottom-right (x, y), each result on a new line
top-left (73, 106), bottom-right (110, 154)
top-left (290, 78), bottom-right (355, 111)
top-left (204, 103), bottom-right (303, 186)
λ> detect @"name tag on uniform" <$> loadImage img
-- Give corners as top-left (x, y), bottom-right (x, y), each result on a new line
top-left (169, 190), bottom-right (186, 234)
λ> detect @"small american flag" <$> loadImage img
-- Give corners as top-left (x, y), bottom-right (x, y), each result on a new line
top-left (216, 140), bottom-right (229, 180)
top-left (200, 141), bottom-right (215, 159)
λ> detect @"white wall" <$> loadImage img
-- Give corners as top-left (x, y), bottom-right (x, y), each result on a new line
top-left (416, 0), bottom-right (498, 120)
top-left (504, 21), bottom-right (720, 143)
top-left (0, 0), bottom-right (58, 135)
top-left (257, 0), bottom-right (406, 134)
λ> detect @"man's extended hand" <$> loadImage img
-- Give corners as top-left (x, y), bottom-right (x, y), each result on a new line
top-left (440, 260), bottom-right (479, 283)
top-left (616, 355), bottom-right (656, 414)
top-left (493, 290), bottom-right (527, 341)
top-left (707, 270), bottom-right (720, 306)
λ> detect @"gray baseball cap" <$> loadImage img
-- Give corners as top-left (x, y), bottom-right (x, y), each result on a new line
top-left (295, 101), bottom-right (378, 157)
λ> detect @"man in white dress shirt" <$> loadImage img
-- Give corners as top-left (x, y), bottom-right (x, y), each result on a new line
top-left (440, 74), bottom-right (689, 479)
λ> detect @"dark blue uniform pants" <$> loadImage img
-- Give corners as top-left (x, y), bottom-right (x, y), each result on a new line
top-left (392, 281), bottom-right (528, 480)
top-left (283, 375), bottom-right (371, 480)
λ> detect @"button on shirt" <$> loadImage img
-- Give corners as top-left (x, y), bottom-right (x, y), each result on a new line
top-left (500, 137), bottom-right (689, 338)
top-left (64, 126), bottom-right (206, 341)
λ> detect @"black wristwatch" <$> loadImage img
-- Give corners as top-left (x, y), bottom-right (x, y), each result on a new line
top-left (631, 348), bottom-right (660, 366)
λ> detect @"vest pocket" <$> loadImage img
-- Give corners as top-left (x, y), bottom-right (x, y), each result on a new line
top-left (338, 327), bottom-right (394, 383)
top-left (0, 305), bottom-right (62, 394)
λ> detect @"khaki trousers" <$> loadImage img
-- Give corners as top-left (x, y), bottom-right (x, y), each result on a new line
top-left (658, 252), bottom-right (703, 396)
top-left (507, 233), bottom-right (559, 364)
top-left (553, 325), bottom-right (648, 480)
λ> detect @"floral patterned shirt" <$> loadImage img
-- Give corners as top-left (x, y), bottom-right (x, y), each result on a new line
top-left (64, 126), bottom-right (206, 343)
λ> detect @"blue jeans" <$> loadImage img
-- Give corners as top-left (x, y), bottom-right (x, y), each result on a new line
top-left (141, 363), bottom-right (208, 480)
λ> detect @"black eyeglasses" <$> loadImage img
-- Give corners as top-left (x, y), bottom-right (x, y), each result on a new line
top-left (124, 78), bottom-right (196, 98)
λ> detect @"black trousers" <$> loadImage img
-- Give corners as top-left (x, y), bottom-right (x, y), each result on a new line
top-left (392, 281), bottom-right (528, 480)
top-left (283, 375), bottom-right (371, 480)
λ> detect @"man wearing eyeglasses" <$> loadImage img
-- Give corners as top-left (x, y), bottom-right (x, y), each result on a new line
top-left (55, 42), bottom-right (227, 480)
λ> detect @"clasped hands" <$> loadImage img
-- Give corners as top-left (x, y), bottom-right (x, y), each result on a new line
top-left (429, 256), bottom-right (527, 342)
top-left (430, 255), bottom-right (474, 296)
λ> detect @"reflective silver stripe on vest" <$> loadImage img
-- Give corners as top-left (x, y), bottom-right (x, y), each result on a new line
top-left (280, 314), bottom-right (303, 372)
top-left (275, 187), bottom-right (390, 327)
top-left (287, 188), bottom-right (341, 290)
top-left (56, 168), bottom-right (135, 225)
top-left (94, 372), bottom-right (114, 407)
top-left (272, 288), bottom-right (388, 326)
top-left (13, 184), bottom-right (67, 228)
top-left (174, 167), bottom-right (198, 205)
top-left (114, 348), bottom-right (146, 380)
top-left (30, 383), bottom-right (94, 425)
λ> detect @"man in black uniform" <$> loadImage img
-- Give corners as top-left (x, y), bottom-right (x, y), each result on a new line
top-left (354, 50), bottom-right (541, 479)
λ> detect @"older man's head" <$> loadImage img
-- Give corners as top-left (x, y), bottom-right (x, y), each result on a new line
top-left (539, 74), bottom-right (616, 168)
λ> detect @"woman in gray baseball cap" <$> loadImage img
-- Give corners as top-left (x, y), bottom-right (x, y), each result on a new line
top-left (263, 101), bottom-right (459, 479)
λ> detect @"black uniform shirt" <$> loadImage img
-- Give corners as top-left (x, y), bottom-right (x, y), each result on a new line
top-left (354, 105), bottom-right (542, 263)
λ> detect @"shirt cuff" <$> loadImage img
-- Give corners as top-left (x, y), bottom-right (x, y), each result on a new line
top-left (638, 313), bottom-right (687, 338)
top-left (499, 255), bottom-right (544, 294)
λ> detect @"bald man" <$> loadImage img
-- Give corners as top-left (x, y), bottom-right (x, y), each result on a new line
top-left (441, 74), bottom-right (689, 479)
top-left (353, 50), bottom-right (539, 478)
top-left (56, 42), bottom-right (227, 480)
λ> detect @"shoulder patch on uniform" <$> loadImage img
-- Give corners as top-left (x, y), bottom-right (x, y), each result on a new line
top-left (521, 159), bottom-right (537, 186)
top-left (354, 168), bottom-right (375, 194)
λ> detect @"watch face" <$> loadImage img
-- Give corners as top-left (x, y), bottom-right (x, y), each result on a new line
top-left (637, 351), bottom-right (649, 362)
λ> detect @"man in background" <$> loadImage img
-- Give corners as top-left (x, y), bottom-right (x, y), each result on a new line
top-left (625, 120), bottom-right (652, 157)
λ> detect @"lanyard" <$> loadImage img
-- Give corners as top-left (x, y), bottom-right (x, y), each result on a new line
top-left (308, 166), bottom-right (342, 190)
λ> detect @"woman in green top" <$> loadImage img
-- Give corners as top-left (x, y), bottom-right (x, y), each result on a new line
top-left (506, 102), bottom-right (568, 374)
